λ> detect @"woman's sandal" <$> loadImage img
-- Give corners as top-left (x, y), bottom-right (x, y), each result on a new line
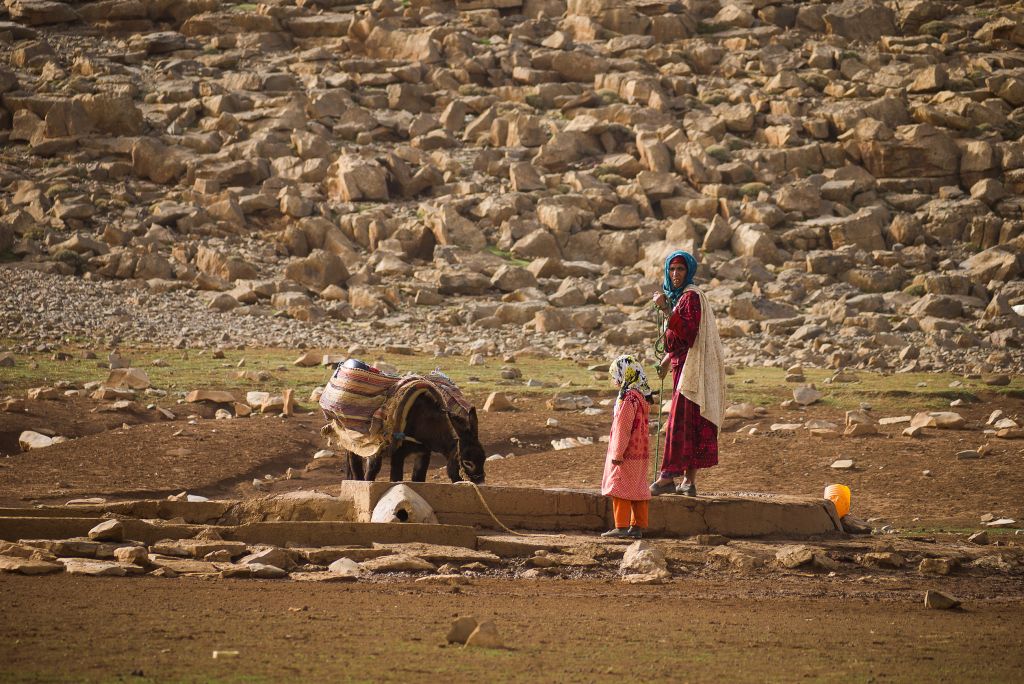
top-left (675, 482), bottom-right (697, 497)
top-left (649, 480), bottom-right (676, 496)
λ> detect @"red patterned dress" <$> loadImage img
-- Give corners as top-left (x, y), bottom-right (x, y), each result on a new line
top-left (660, 289), bottom-right (719, 476)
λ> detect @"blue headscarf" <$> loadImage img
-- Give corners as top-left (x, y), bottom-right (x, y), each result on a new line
top-left (662, 250), bottom-right (698, 311)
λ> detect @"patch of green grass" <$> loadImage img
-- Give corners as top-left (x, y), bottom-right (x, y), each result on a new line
top-left (902, 284), bottom-right (925, 297)
top-left (3, 345), bottom-right (1020, 413)
top-left (705, 144), bottom-right (731, 162)
top-left (725, 366), bottom-right (1022, 412)
top-left (696, 21), bottom-right (727, 34)
top-left (230, 2), bottom-right (259, 12)
top-left (485, 246), bottom-right (530, 267)
top-left (0, 345), bottom-right (609, 405)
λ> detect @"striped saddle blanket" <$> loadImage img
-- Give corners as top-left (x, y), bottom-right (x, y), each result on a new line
top-left (319, 364), bottom-right (472, 457)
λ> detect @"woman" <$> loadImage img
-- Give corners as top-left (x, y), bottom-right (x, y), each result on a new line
top-left (650, 250), bottom-right (726, 497)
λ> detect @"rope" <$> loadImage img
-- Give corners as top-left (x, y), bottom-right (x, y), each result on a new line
top-left (449, 412), bottom-right (551, 538)
top-left (651, 306), bottom-right (666, 483)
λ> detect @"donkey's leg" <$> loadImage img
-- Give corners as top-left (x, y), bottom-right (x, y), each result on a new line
top-left (410, 450), bottom-right (431, 482)
top-left (390, 443), bottom-right (416, 481)
top-left (365, 453), bottom-right (383, 481)
top-left (348, 452), bottom-right (366, 481)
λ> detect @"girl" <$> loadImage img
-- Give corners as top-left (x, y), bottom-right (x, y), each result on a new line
top-left (601, 355), bottom-right (654, 539)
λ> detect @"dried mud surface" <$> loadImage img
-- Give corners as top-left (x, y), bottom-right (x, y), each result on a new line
top-left (2, 574), bottom-right (1023, 683)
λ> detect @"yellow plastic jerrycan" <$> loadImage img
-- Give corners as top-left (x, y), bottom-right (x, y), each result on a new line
top-left (824, 484), bottom-right (851, 518)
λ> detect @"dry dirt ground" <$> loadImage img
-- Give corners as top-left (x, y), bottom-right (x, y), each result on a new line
top-left (2, 389), bottom-right (1022, 528)
top-left (1, 384), bottom-right (1022, 681)
top-left (2, 573), bottom-right (1023, 683)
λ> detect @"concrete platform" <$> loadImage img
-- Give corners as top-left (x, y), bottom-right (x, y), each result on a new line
top-left (333, 482), bottom-right (843, 539)
top-left (0, 484), bottom-right (842, 544)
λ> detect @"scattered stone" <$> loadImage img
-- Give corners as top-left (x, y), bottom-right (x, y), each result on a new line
top-left (776, 545), bottom-right (816, 569)
top-left (619, 541), bottom-right (670, 581)
top-left (793, 386), bottom-right (823, 405)
top-left (327, 557), bottom-right (362, 579)
top-left (447, 616), bottom-right (479, 645)
top-left (924, 590), bottom-right (961, 610)
top-left (967, 531), bottom-right (989, 545)
top-left (483, 392), bottom-right (514, 412)
top-left (694, 534), bottom-right (730, 546)
top-left (87, 519), bottom-right (124, 542)
top-left (465, 620), bottom-right (505, 649)
top-left (19, 430), bottom-right (55, 451)
top-left (955, 450), bottom-right (981, 460)
top-left (830, 459), bottom-right (855, 470)
top-left (918, 558), bottom-right (956, 576)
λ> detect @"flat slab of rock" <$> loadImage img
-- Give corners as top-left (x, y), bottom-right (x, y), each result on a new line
top-left (776, 545), bottom-right (816, 569)
top-left (149, 539), bottom-right (247, 559)
top-left (60, 558), bottom-right (146, 577)
top-left (372, 543), bottom-right (499, 565)
top-left (359, 553), bottom-right (437, 573)
top-left (0, 554), bottom-right (64, 575)
top-left (911, 411), bottom-right (965, 429)
top-left (186, 390), bottom-right (237, 404)
top-left (147, 554), bottom-right (229, 574)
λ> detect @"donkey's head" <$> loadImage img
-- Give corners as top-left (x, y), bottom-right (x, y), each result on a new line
top-left (446, 407), bottom-right (486, 485)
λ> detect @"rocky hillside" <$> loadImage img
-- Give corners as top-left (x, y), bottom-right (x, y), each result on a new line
top-left (0, 0), bottom-right (1022, 373)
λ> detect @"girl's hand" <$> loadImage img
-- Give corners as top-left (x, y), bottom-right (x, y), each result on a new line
top-left (657, 356), bottom-right (670, 379)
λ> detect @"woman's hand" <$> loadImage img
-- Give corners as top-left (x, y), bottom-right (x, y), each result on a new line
top-left (657, 356), bottom-right (670, 379)
top-left (611, 459), bottom-right (623, 465)
top-left (652, 293), bottom-right (669, 313)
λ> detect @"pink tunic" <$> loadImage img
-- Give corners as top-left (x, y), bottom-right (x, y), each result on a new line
top-left (601, 389), bottom-right (651, 501)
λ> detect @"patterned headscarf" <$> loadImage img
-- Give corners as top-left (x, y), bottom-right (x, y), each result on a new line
top-left (662, 250), bottom-right (698, 311)
top-left (609, 354), bottom-right (653, 407)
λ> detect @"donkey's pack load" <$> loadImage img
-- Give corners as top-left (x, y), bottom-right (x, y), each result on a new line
top-left (319, 360), bottom-right (486, 484)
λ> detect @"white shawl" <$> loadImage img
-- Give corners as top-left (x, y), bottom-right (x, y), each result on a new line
top-left (675, 285), bottom-right (727, 429)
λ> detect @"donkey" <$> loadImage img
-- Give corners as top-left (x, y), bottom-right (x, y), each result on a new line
top-left (344, 394), bottom-right (487, 485)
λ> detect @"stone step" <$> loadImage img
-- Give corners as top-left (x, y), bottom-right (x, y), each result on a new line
top-left (333, 482), bottom-right (843, 539)
top-left (0, 517), bottom-right (478, 549)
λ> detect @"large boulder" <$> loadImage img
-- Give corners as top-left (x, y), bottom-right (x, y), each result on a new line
top-left (285, 249), bottom-right (349, 291)
top-left (195, 247), bottom-right (257, 282)
top-left (7, 0), bottom-right (79, 25)
top-left (961, 247), bottom-right (1021, 282)
top-left (132, 138), bottom-right (188, 185)
top-left (730, 224), bottom-right (782, 265)
top-left (826, 207), bottom-right (887, 251)
top-left (823, 0), bottom-right (897, 42)
top-left (858, 125), bottom-right (960, 179)
top-left (427, 205), bottom-right (486, 251)
top-left (325, 155), bottom-right (389, 202)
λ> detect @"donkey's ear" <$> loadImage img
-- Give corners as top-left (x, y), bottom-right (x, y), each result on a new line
top-left (469, 407), bottom-right (478, 427)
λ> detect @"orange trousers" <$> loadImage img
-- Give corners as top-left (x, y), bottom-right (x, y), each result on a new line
top-left (612, 497), bottom-right (649, 529)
